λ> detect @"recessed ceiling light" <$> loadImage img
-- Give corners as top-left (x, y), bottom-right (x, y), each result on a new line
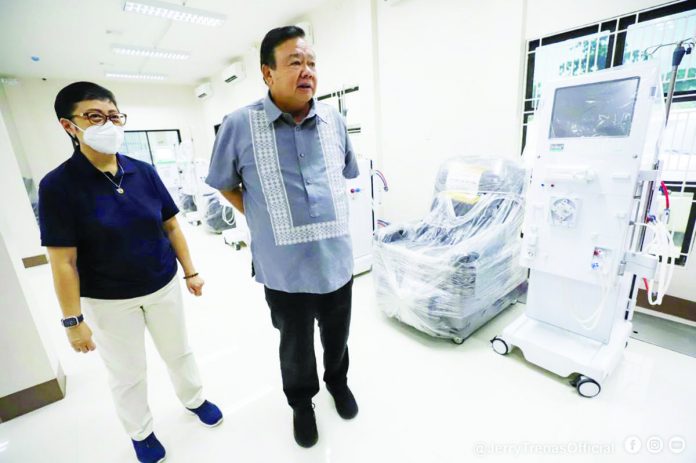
top-left (112, 45), bottom-right (190, 60)
top-left (123, 0), bottom-right (226, 27)
top-left (105, 72), bottom-right (167, 81)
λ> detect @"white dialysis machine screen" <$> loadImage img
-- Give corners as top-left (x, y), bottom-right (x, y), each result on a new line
top-left (549, 77), bottom-right (640, 139)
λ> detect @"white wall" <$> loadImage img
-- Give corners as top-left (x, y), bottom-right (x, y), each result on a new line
top-left (375, 0), bottom-right (527, 222)
top-left (1, 78), bottom-right (208, 184)
top-left (297, 0), bottom-right (379, 163)
top-left (0, 85), bottom-right (32, 180)
top-left (0, 93), bottom-right (43, 260)
top-left (298, 0), bottom-right (369, 93)
top-left (0, 230), bottom-right (59, 397)
top-left (526, 0), bottom-right (673, 39)
top-left (0, 109), bottom-right (61, 397)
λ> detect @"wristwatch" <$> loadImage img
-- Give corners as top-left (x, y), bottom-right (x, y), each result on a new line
top-left (61, 314), bottom-right (84, 328)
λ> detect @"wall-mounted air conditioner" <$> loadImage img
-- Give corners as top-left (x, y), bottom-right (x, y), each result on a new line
top-left (194, 82), bottom-right (213, 100)
top-left (221, 61), bottom-right (245, 84)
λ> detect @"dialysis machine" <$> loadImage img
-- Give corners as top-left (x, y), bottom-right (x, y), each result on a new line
top-left (347, 158), bottom-right (375, 275)
top-left (491, 63), bottom-right (675, 397)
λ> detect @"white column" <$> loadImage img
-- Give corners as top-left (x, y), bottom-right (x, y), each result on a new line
top-left (0, 91), bottom-right (64, 421)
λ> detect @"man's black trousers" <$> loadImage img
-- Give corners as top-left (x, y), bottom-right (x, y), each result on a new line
top-left (264, 278), bottom-right (353, 409)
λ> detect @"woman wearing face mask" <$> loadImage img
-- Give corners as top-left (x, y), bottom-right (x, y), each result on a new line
top-left (38, 81), bottom-right (222, 463)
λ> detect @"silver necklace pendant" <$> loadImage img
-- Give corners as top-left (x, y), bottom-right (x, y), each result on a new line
top-left (102, 162), bottom-right (125, 195)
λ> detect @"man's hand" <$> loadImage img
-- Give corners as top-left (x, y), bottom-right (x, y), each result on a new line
top-left (186, 275), bottom-right (205, 296)
top-left (66, 323), bottom-right (96, 353)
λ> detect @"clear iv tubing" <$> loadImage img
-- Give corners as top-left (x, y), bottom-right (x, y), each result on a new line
top-left (636, 220), bottom-right (675, 305)
top-left (573, 261), bottom-right (616, 331)
top-left (222, 206), bottom-right (235, 225)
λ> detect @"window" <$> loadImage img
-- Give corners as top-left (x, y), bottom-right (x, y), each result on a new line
top-left (120, 129), bottom-right (182, 165)
top-left (523, 0), bottom-right (696, 265)
top-left (120, 129), bottom-right (182, 194)
top-left (318, 85), bottom-right (364, 152)
top-left (318, 86), bottom-right (361, 127)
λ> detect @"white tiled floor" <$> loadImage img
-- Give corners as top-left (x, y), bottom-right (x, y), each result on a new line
top-left (1, 220), bottom-right (695, 463)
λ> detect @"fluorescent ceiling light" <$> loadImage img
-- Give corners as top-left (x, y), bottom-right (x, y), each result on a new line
top-left (105, 72), bottom-right (167, 81)
top-left (112, 45), bottom-right (190, 60)
top-left (123, 0), bottom-right (226, 27)
top-left (0, 77), bottom-right (19, 85)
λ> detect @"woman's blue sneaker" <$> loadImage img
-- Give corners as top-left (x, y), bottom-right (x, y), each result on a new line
top-left (131, 432), bottom-right (166, 463)
top-left (187, 400), bottom-right (223, 427)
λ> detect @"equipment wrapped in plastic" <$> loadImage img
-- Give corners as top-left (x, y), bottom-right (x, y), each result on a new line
top-left (179, 192), bottom-right (197, 213)
top-left (373, 156), bottom-right (527, 342)
top-left (202, 192), bottom-right (236, 233)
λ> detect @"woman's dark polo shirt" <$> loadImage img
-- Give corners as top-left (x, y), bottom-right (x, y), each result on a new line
top-left (39, 150), bottom-right (179, 299)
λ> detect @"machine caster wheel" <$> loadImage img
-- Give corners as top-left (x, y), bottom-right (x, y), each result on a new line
top-left (452, 337), bottom-right (465, 345)
top-left (571, 375), bottom-right (601, 398)
top-left (490, 337), bottom-right (509, 355)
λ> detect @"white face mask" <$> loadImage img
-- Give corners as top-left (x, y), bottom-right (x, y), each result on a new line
top-left (70, 120), bottom-right (125, 155)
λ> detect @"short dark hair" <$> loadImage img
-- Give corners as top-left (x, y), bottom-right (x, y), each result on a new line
top-left (260, 26), bottom-right (305, 69)
top-left (54, 81), bottom-right (117, 120)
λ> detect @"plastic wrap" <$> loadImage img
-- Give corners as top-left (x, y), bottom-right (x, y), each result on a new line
top-left (179, 192), bottom-right (197, 213)
top-left (373, 156), bottom-right (528, 342)
top-left (202, 192), bottom-right (236, 233)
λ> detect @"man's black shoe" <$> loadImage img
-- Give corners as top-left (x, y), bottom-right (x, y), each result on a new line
top-left (293, 403), bottom-right (318, 448)
top-left (330, 387), bottom-right (358, 420)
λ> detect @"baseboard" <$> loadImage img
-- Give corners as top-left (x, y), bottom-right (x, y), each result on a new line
top-left (0, 364), bottom-right (66, 423)
top-left (21, 254), bottom-right (48, 268)
top-left (637, 289), bottom-right (696, 323)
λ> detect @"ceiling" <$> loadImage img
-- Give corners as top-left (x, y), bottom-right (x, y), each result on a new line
top-left (0, 0), bottom-right (329, 85)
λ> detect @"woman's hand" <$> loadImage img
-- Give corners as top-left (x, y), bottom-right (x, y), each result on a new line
top-left (66, 323), bottom-right (96, 353)
top-left (186, 275), bottom-right (205, 296)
